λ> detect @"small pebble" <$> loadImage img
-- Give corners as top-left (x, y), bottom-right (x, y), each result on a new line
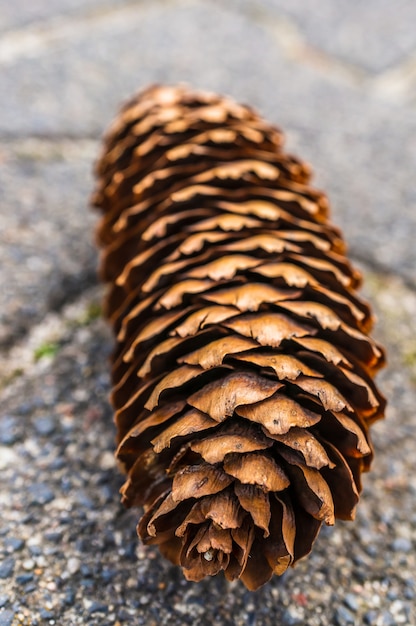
top-left (75, 539), bottom-right (89, 553)
top-left (75, 492), bottom-right (93, 509)
top-left (44, 531), bottom-right (62, 543)
top-left (0, 596), bottom-right (8, 608)
top-left (0, 416), bottom-right (20, 445)
top-left (344, 594), bottom-right (359, 612)
top-left (391, 537), bottom-right (412, 553)
top-left (0, 559), bottom-right (15, 579)
top-left (119, 542), bottom-right (136, 560)
top-left (364, 610), bottom-right (378, 625)
top-left (49, 457), bottom-right (65, 470)
top-left (33, 416), bottom-right (56, 436)
top-left (4, 538), bottom-right (24, 553)
top-left (101, 569), bottom-right (115, 583)
top-left (35, 555), bottom-right (47, 568)
top-left (139, 594), bottom-right (151, 605)
top-left (28, 483), bottom-right (55, 505)
top-left (88, 602), bottom-right (108, 615)
top-left (22, 559), bottom-right (35, 571)
top-left (0, 448), bottom-right (18, 471)
top-left (63, 589), bottom-right (75, 606)
top-left (99, 451), bottom-right (115, 471)
top-left (80, 564), bottom-right (92, 577)
top-left (0, 610), bottom-right (14, 626)
top-left (365, 545), bottom-right (378, 558)
top-left (17, 404), bottom-right (31, 416)
top-left (381, 611), bottom-right (397, 626)
top-left (16, 574), bottom-right (34, 585)
top-left (335, 606), bottom-right (355, 625)
top-left (66, 558), bottom-right (81, 575)
top-left (281, 607), bottom-right (303, 625)
top-left (387, 589), bottom-right (398, 601)
top-left (390, 599), bottom-right (406, 617)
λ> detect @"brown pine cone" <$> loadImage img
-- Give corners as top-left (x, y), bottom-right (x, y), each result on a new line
top-left (92, 84), bottom-right (386, 590)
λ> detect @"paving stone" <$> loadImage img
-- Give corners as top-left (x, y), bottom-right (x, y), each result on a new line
top-left (0, 0), bottom-right (130, 32)
top-left (233, 0), bottom-right (416, 73)
top-left (0, 1), bottom-right (296, 138)
top-left (286, 108), bottom-right (416, 287)
top-left (0, 140), bottom-right (97, 348)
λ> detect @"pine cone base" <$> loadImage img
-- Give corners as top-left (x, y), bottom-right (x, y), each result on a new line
top-left (92, 85), bottom-right (386, 590)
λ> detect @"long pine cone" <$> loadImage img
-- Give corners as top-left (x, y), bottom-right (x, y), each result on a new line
top-left (92, 85), bottom-right (386, 590)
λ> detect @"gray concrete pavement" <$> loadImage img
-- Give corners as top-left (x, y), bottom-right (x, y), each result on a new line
top-left (1, 1), bottom-right (415, 624)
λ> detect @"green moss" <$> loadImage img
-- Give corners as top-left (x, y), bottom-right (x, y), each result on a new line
top-left (34, 342), bottom-right (60, 361)
top-left (403, 345), bottom-right (416, 384)
top-left (0, 367), bottom-right (24, 389)
top-left (404, 350), bottom-right (416, 366)
top-left (74, 301), bottom-right (102, 327)
top-left (84, 301), bottom-right (102, 322)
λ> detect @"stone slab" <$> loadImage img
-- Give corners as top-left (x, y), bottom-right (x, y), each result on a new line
top-left (0, 140), bottom-right (98, 348)
top-left (233, 0), bottom-right (416, 74)
top-left (0, 0), bottom-right (129, 32)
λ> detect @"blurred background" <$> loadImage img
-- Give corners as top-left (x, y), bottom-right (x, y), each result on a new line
top-left (0, 1), bottom-right (415, 625)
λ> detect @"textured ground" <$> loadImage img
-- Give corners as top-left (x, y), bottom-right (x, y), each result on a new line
top-left (0, 1), bottom-right (416, 625)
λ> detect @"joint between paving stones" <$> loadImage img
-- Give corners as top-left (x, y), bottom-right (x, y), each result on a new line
top-left (0, 132), bottom-right (102, 142)
top-left (213, 0), bottom-right (416, 102)
top-left (0, 284), bottom-right (105, 388)
top-left (369, 52), bottom-right (416, 101)
top-left (212, 1), bottom-right (369, 84)
top-left (0, 0), bottom-right (190, 66)
top-left (349, 253), bottom-right (416, 295)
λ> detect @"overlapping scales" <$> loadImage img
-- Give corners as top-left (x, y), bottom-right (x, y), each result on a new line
top-left (92, 85), bottom-right (386, 590)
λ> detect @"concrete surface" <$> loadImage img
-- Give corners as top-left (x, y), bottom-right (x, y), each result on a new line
top-left (0, 1), bottom-right (415, 624)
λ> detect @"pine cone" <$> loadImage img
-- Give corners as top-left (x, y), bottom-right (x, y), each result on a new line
top-left (92, 85), bottom-right (386, 590)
